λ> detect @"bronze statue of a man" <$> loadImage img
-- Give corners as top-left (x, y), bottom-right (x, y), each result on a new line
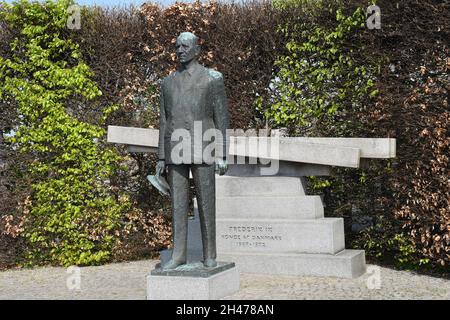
top-left (156, 32), bottom-right (229, 270)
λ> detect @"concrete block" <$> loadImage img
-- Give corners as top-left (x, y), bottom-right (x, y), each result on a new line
top-left (216, 176), bottom-right (307, 196)
top-left (281, 137), bottom-right (396, 158)
top-left (107, 126), bottom-right (159, 147)
top-left (216, 195), bottom-right (324, 220)
top-left (229, 137), bottom-right (361, 168)
top-left (217, 250), bottom-right (366, 278)
top-left (147, 265), bottom-right (240, 300)
top-left (216, 218), bottom-right (345, 255)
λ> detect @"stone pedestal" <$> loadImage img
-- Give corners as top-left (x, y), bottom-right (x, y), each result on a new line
top-left (147, 262), bottom-right (240, 300)
top-left (160, 175), bottom-right (366, 279)
top-left (215, 175), bottom-right (367, 278)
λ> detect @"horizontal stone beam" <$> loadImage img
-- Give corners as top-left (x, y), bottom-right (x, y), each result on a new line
top-left (281, 137), bottom-right (396, 158)
top-left (107, 126), bottom-right (396, 168)
top-left (230, 137), bottom-right (361, 168)
top-left (107, 125), bottom-right (159, 147)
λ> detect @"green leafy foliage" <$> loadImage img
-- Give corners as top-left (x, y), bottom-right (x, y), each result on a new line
top-left (1, 0), bottom-right (447, 273)
top-left (259, 2), bottom-right (376, 134)
top-left (0, 0), bottom-right (130, 266)
top-left (352, 217), bottom-right (428, 270)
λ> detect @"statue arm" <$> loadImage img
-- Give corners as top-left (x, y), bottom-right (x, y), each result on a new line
top-left (212, 73), bottom-right (229, 160)
top-left (158, 83), bottom-right (166, 162)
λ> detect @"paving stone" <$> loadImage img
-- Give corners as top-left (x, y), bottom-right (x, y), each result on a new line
top-left (0, 260), bottom-right (448, 300)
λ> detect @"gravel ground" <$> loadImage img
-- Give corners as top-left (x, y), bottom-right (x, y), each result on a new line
top-left (0, 259), bottom-right (448, 300)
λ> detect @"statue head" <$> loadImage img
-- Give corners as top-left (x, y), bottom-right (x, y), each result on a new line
top-left (176, 32), bottom-right (200, 65)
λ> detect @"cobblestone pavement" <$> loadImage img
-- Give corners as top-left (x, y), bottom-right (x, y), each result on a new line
top-left (0, 259), bottom-right (448, 300)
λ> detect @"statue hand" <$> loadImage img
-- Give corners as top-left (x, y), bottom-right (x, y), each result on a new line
top-left (216, 159), bottom-right (228, 176)
top-left (156, 160), bottom-right (166, 176)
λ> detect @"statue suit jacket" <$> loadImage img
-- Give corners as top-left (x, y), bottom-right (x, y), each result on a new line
top-left (158, 61), bottom-right (229, 165)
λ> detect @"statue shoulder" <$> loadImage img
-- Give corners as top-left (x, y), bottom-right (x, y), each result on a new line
top-left (207, 68), bottom-right (224, 82)
top-left (161, 72), bottom-right (176, 87)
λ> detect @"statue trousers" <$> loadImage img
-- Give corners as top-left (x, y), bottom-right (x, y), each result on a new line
top-left (167, 164), bottom-right (216, 262)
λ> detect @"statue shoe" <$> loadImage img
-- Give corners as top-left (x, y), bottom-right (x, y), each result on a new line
top-left (203, 258), bottom-right (217, 268)
top-left (162, 259), bottom-right (186, 270)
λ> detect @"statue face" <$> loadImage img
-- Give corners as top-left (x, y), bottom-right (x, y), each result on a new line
top-left (176, 34), bottom-right (199, 64)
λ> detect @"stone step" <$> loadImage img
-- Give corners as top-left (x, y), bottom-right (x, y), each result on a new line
top-left (216, 176), bottom-right (306, 196)
top-left (216, 218), bottom-right (345, 255)
top-left (217, 250), bottom-right (366, 278)
top-left (216, 195), bottom-right (324, 220)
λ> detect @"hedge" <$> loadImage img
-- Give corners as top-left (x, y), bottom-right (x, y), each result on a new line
top-left (0, 0), bottom-right (448, 272)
